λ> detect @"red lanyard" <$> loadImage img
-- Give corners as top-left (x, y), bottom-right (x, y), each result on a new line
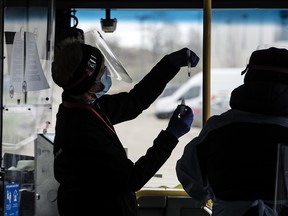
top-left (63, 101), bottom-right (116, 134)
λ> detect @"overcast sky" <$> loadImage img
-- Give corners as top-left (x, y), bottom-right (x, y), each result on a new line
top-left (76, 9), bottom-right (282, 48)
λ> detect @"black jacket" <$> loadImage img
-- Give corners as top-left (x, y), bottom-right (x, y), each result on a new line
top-left (53, 55), bottom-right (181, 216)
top-left (196, 81), bottom-right (288, 201)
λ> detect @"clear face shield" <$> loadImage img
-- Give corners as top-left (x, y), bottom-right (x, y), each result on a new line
top-left (84, 30), bottom-right (132, 83)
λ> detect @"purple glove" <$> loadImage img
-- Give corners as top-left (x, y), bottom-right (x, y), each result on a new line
top-left (168, 48), bottom-right (199, 68)
top-left (166, 105), bottom-right (194, 139)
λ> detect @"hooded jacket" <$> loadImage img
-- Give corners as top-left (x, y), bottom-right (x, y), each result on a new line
top-left (176, 81), bottom-right (288, 215)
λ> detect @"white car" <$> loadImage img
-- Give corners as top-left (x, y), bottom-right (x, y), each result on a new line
top-left (154, 68), bottom-right (244, 127)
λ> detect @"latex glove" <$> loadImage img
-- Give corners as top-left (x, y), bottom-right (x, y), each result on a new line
top-left (168, 48), bottom-right (199, 68)
top-left (166, 105), bottom-right (194, 139)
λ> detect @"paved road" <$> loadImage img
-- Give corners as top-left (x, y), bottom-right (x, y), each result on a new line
top-left (115, 104), bottom-right (201, 188)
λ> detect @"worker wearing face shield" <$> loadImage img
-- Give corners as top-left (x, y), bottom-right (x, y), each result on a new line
top-left (51, 37), bottom-right (199, 216)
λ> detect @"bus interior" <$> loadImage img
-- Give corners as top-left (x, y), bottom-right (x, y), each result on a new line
top-left (1, 0), bottom-right (288, 215)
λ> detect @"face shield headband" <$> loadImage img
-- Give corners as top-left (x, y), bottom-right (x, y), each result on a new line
top-left (63, 44), bottom-right (103, 95)
top-left (240, 47), bottom-right (288, 85)
top-left (84, 30), bottom-right (132, 83)
top-left (241, 64), bottom-right (288, 75)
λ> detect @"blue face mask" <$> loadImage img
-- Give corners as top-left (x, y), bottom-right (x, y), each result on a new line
top-left (89, 67), bottom-right (112, 99)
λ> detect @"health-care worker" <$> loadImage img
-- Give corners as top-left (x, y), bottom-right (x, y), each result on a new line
top-left (51, 36), bottom-right (199, 216)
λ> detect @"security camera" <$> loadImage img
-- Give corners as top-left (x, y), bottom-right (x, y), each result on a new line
top-left (101, 9), bottom-right (117, 33)
top-left (101, 17), bottom-right (117, 33)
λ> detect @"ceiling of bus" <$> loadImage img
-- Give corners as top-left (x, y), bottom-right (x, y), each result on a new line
top-left (54, 0), bottom-right (288, 9)
top-left (5, 0), bottom-right (288, 9)
top-left (55, 1), bottom-right (288, 9)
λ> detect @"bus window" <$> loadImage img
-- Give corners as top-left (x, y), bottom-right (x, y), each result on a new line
top-left (62, 8), bottom-right (288, 189)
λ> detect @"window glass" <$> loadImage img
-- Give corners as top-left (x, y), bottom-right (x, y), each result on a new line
top-left (183, 86), bottom-right (201, 100)
top-left (58, 8), bottom-right (288, 188)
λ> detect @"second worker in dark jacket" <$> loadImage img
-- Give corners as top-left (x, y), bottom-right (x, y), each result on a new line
top-left (176, 47), bottom-right (288, 216)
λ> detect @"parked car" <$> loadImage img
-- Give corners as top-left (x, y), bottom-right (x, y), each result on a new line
top-left (154, 68), bottom-right (244, 127)
top-left (158, 85), bottom-right (179, 98)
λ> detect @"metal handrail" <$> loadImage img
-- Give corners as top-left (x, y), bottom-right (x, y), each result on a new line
top-left (136, 187), bottom-right (189, 200)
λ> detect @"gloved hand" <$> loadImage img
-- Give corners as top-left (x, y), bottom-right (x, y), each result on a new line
top-left (165, 104), bottom-right (194, 139)
top-left (168, 48), bottom-right (199, 68)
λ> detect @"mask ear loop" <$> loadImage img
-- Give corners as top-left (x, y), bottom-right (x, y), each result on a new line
top-left (87, 69), bottom-right (104, 97)
top-left (88, 66), bottom-right (109, 95)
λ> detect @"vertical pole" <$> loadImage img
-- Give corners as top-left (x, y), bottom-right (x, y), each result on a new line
top-left (0, 0), bottom-right (4, 161)
top-left (203, 0), bottom-right (212, 126)
top-left (0, 0), bottom-right (4, 215)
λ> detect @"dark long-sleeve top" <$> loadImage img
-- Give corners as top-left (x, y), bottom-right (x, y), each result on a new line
top-left (53, 55), bottom-right (181, 216)
top-left (177, 81), bottom-right (288, 203)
